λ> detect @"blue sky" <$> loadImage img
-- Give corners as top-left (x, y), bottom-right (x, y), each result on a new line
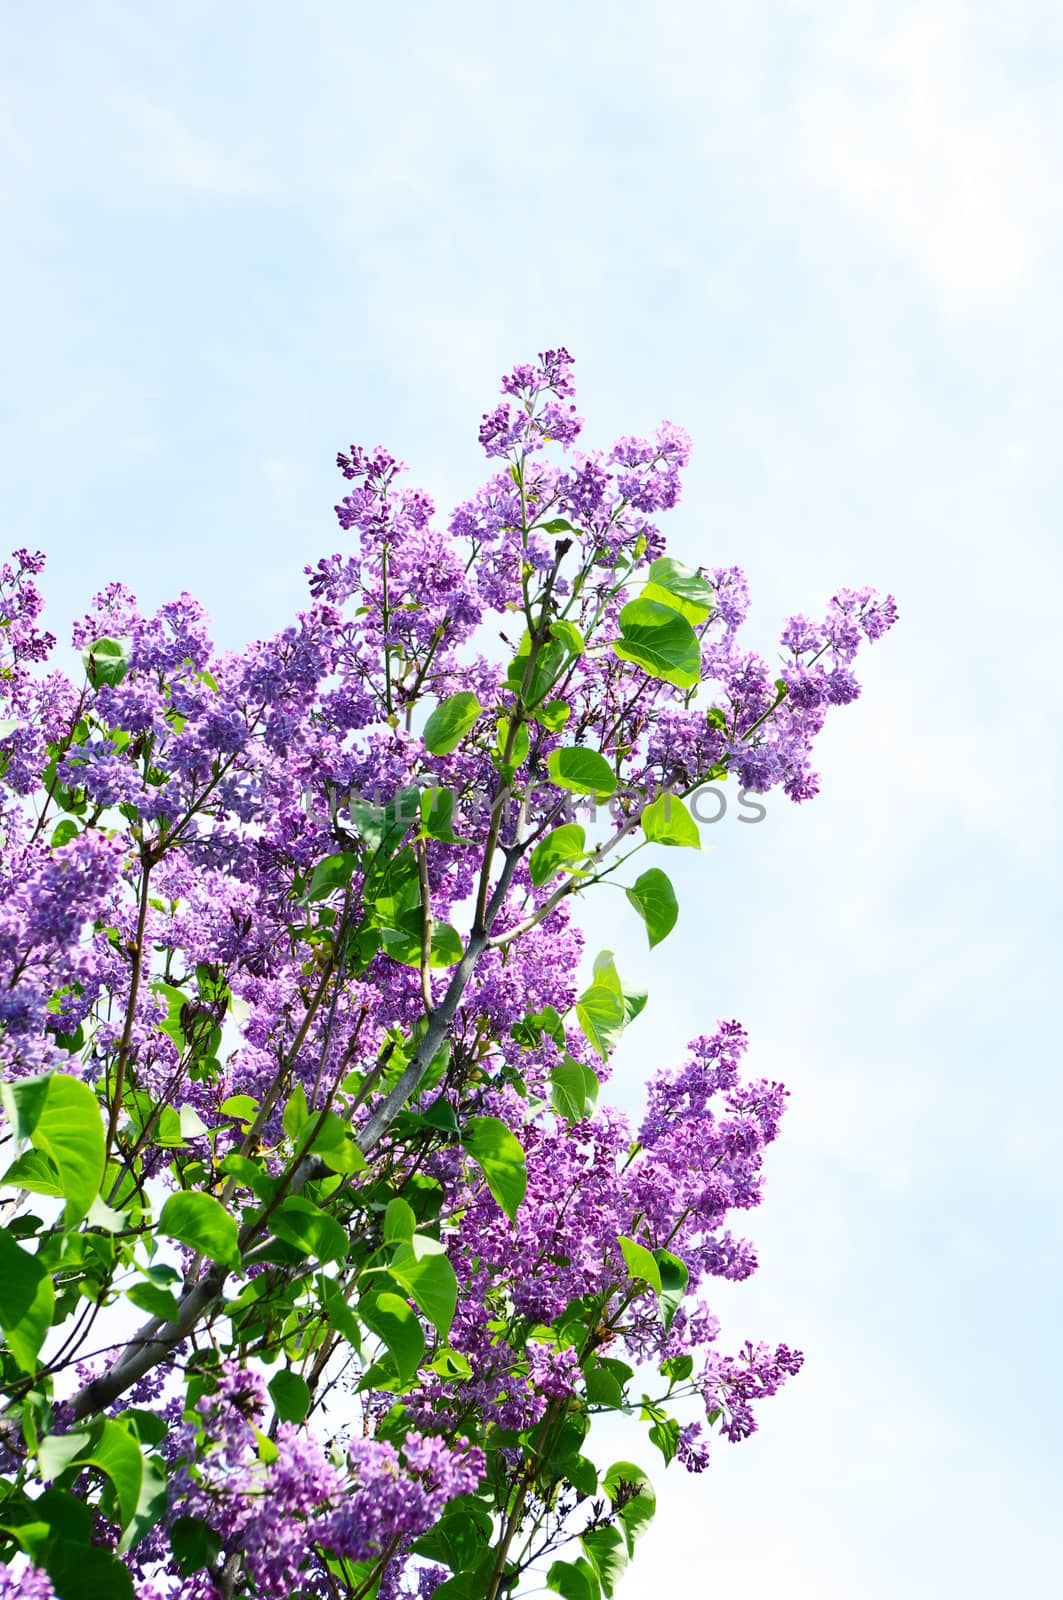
top-left (4, 2), bottom-right (1062, 1593)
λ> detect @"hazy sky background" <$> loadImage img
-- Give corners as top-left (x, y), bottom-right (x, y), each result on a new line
top-left (3, 2), bottom-right (1062, 1594)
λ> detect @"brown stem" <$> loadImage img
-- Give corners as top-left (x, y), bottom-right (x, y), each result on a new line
top-left (235, 1071), bottom-right (349, 1258)
top-left (472, 543), bottom-right (567, 935)
top-left (106, 1044), bottom-right (193, 1204)
top-left (416, 835), bottom-right (435, 1015)
top-left (67, 992), bottom-right (364, 1421)
top-left (486, 807), bottom-right (644, 949)
top-left (70, 1263), bottom-right (226, 1420)
top-left (483, 1398), bottom-right (566, 1600)
top-left (104, 853), bottom-right (153, 1164)
top-left (219, 944), bottom-right (343, 1209)
top-left (213, 1549), bottom-right (242, 1600)
top-left (28, 688), bottom-right (89, 847)
top-left (356, 840), bottom-right (521, 1154)
top-left (349, 1535), bottom-right (402, 1600)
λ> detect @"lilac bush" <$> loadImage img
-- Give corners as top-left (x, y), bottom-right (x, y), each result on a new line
top-left (0, 351), bottom-right (896, 1598)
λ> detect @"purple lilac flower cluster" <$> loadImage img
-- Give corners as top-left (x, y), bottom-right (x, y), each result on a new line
top-left (0, 1567), bottom-right (56, 1599)
top-left (158, 1363), bottom-right (483, 1596)
top-left (405, 1021), bottom-right (800, 1463)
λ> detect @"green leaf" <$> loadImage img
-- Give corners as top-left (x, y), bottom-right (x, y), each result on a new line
top-left (625, 867), bottom-right (678, 949)
top-left (179, 1105), bottom-right (209, 1140)
top-left (0, 1228), bottom-right (54, 1372)
top-left (583, 1356), bottom-right (630, 1408)
top-left (547, 1558), bottom-right (600, 1600)
top-left (50, 819), bottom-right (80, 849)
top-left (315, 1134), bottom-right (366, 1176)
top-left (218, 1153), bottom-right (278, 1202)
top-left (81, 636), bottom-right (131, 688)
top-left (124, 1409), bottom-right (169, 1448)
top-left (269, 1368), bottom-right (312, 1424)
top-left (384, 1197), bottom-right (417, 1242)
top-left (602, 1461), bottom-right (656, 1555)
top-left (567, 1453), bottom-right (599, 1497)
top-left (512, 1004), bottom-right (566, 1049)
top-left (151, 981), bottom-right (187, 1050)
top-left (580, 1525), bottom-right (628, 1598)
top-left (170, 1514), bottom-right (223, 1578)
top-left (550, 620), bottom-right (585, 657)
top-left (420, 788), bottom-right (471, 844)
top-left (117, 1453), bottom-right (167, 1556)
top-left (541, 1425), bottom-right (597, 1496)
top-left (372, 846), bottom-right (422, 924)
top-left (126, 1281), bottom-right (182, 1321)
top-left (253, 1425), bottom-right (279, 1464)
top-left (550, 1056), bottom-right (599, 1125)
top-left (427, 1575), bottom-right (479, 1600)
top-left (40, 1421), bottom-right (148, 1537)
top-left (642, 556), bottom-right (714, 623)
top-left (654, 1249), bottom-right (688, 1331)
top-left (157, 1111), bottom-right (189, 1150)
top-left (3, 1213), bottom-right (43, 1240)
top-left (424, 692), bottom-right (482, 756)
top-left (300, 851), bottom-right (357, 904)
top-left (52, 1018), bottom-right (85, 1054)
top-left (575, 983), bottom-right (626, 1063)
top-left (591, 949), bottom-right (623, 994)
top-left (373, 786), bottom-right (422, 853)
top-left (640, 792), bottom-right (701, 849)
top-left (462, 1117), bottom-right (527, 1221)
top-left (78, 1418), bottom-right (144, 1532)
top-left (648, 1415), bottom-right (681, 1465)
top-left (613, 598), bottom-right (700, 689)
top-left (1, 1073), bottom-right (105, 1225)
top-left (87, 1194), bottom-right (127, 1232)
top-left (660, 1353), bottom-right (694, 1383)
top-left (282, 1082), bottom-right (310, 1141)
top-left (618, 1235), bottom-right (662, 1293)
top-left (2, 1148), bottom-right (64, 1199)
top-left (546, 748), bottom-right (616, 800)
top-left (304, 1110), bottom-right (358, 1157)
top-left (413, 1500), bottom-right (493, 1572)
top-left (37, 1429), bottom-right (93, 1482)
top-left (316, 1278), bottom-right (363, 1353)
top-left (5, 1485), bottom-right (91, 1557)
top-left (407, 1095), bottom-right (461, 1139)
top-left (270, 1196), bottom-right (348, 1263)
top-left (157, 1190), bottom-right (240, 1271)
top-left (506, 631), bottom-right (574, 709)
top-left (360, 1291), bottom-right (425, 1383)
top-left (389, 1239), bottom-right (457, 1339)
top-left (380, 913), bottom-right (464, 969)
top-left (429, 1347), bottom-right (473, 1380)
top-left (43, 1542), bottom-right (136, 1600)
top-left (529, 823), bottom-right (587, 888)
top-left (535, 698), bottom-right (571, 732)
top-left (219, 1094), bottom-right (258, 1122)
top-left (495, 717), bottom-right (530, 769)
top-left (542, 1410), bottom-right (590, 1471)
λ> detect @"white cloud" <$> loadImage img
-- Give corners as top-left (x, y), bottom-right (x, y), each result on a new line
top-left (792, 0), bottom-right (1060, 310)
top-left (120, 97), bottom-right (264, 196)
